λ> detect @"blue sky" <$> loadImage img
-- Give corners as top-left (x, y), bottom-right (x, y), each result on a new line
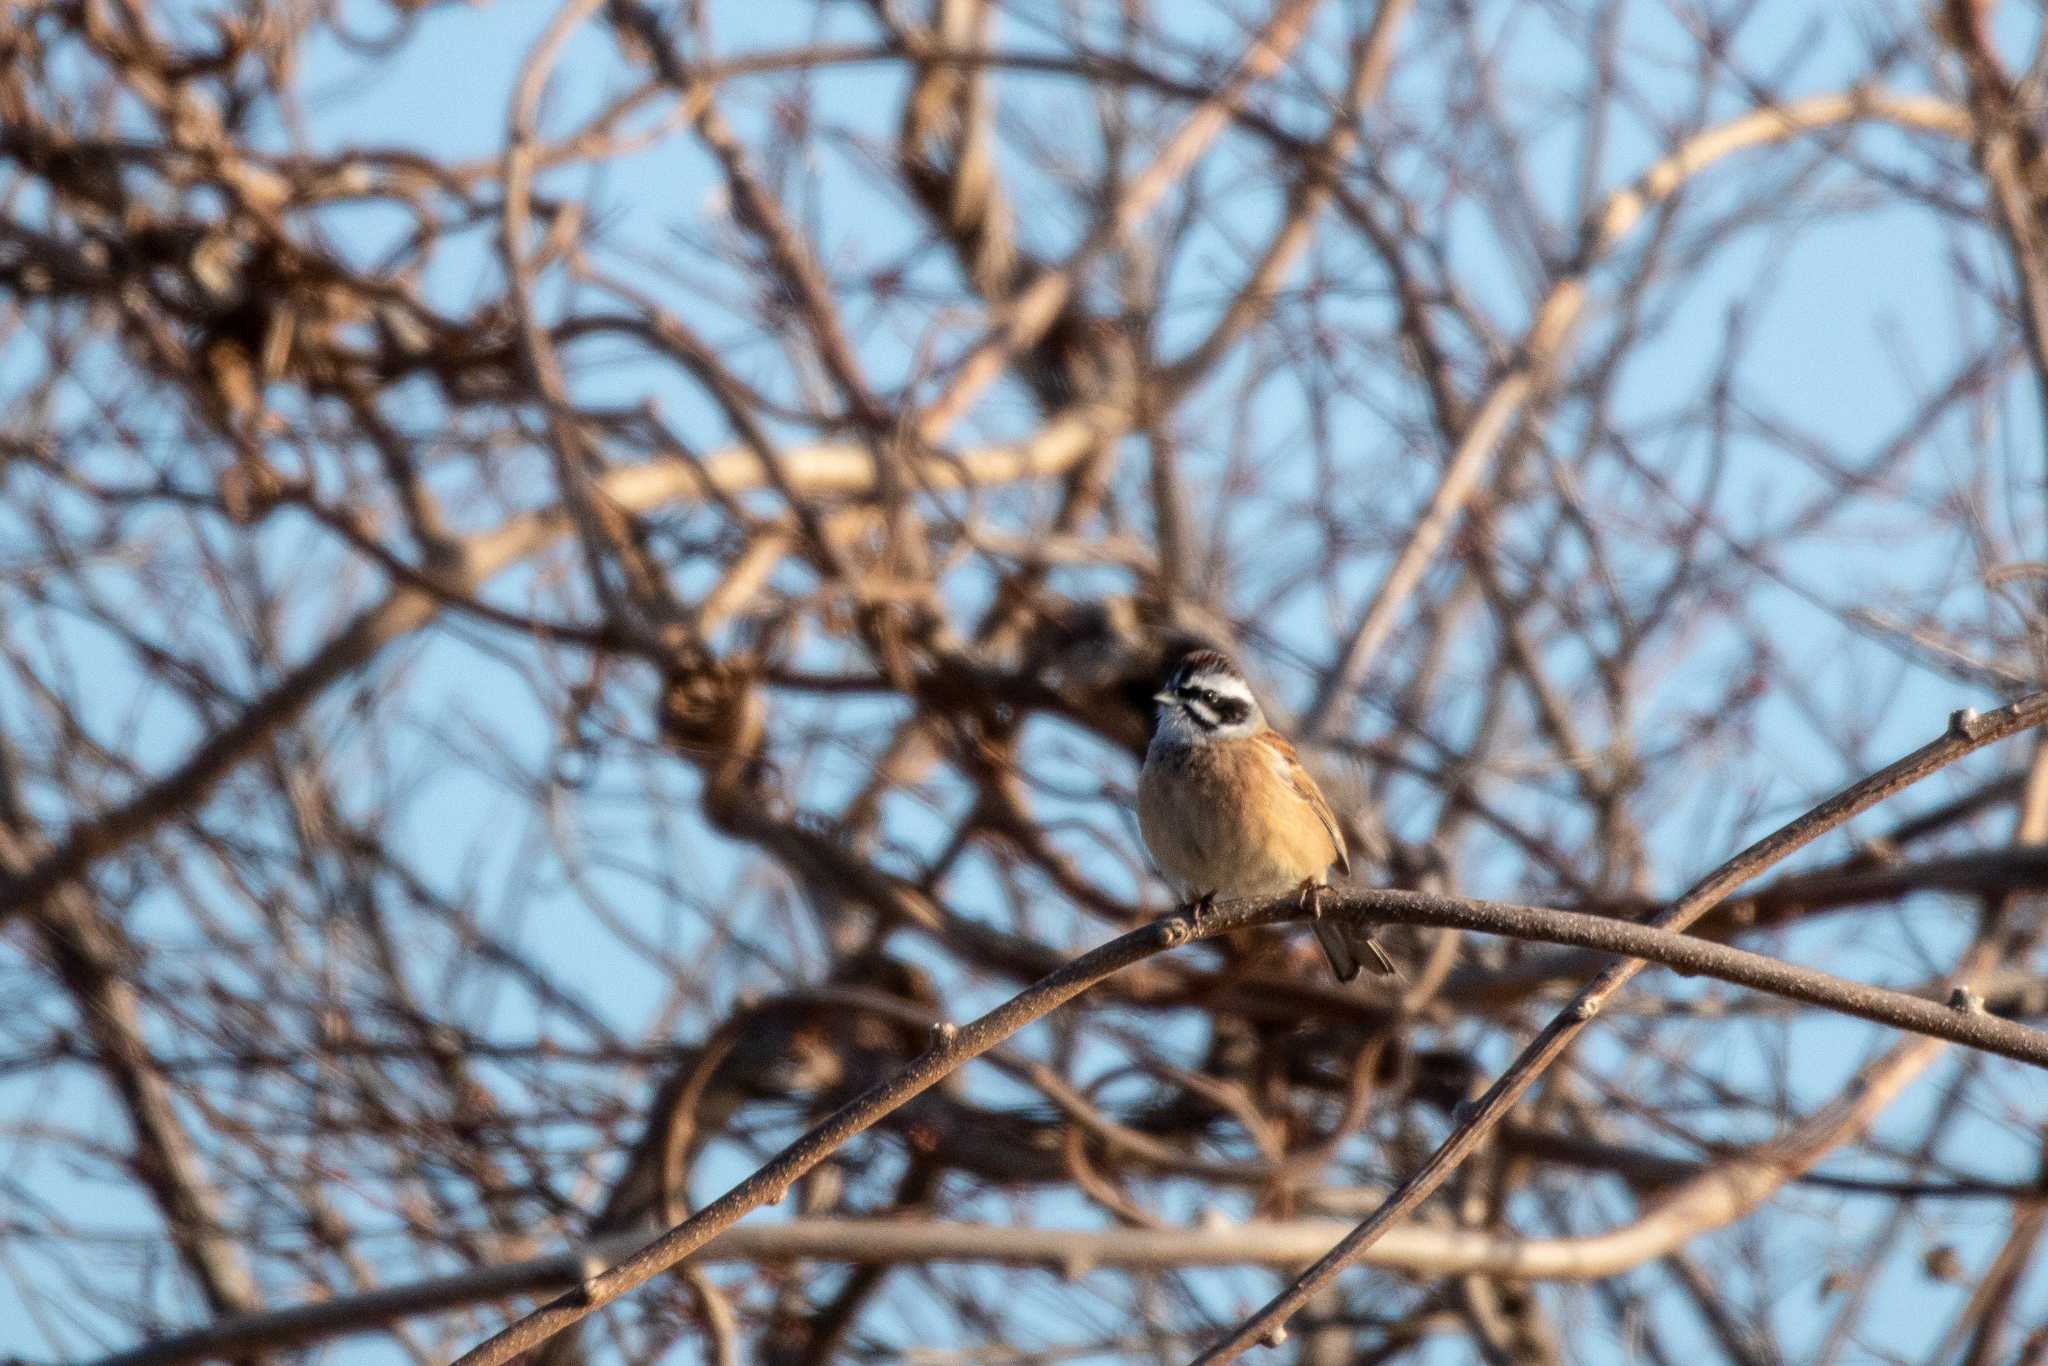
top-left (5, 0), bottom-right (2048, 1361)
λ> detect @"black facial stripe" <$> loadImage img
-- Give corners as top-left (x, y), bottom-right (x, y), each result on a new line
top-left (1174, 684), bottom-right (1247, 730)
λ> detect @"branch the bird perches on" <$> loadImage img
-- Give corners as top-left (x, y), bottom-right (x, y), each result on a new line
top-left (455, 695), bottom-right (2048, 1366)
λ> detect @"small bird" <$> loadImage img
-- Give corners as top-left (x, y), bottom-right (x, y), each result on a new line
top-left (1138, 648), bottom-right (1395, 982)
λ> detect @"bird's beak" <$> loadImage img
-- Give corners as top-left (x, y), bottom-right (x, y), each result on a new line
top-left (1152, 691), bottom-right (1175, 706)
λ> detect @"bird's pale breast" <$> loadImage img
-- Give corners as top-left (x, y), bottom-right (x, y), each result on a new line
top-left (1139, 737), bottom-right (1341, 899)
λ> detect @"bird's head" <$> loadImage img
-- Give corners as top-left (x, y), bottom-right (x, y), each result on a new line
top-left (1153, 648), bottom-right (1264, 741)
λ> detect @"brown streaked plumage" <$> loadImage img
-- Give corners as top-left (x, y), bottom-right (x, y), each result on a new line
top-left (1138, 649), bottom-right (1395, 981)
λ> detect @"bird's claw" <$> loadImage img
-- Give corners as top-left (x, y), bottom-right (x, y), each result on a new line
top-left (1297, 880), bottom-right (1325, 919)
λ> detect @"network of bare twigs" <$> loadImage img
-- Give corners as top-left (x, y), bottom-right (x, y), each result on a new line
top-left (5, 1), bottom-right (2048, 1363)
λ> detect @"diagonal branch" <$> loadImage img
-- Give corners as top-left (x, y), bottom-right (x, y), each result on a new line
top-left (913, 0), bottom-right (1324, 443)
top-left (451, 692), bottom-right (2048, 1366)
top-left (1157, 0), bottom-right (1413, 397)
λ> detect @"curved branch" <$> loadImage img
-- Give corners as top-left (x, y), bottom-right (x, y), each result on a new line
top-left (451, 692), bottom-right (2048, 1366)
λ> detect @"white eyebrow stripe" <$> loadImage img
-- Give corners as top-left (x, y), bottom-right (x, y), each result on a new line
top-left (1188, 672), bottom-right (1253, 706)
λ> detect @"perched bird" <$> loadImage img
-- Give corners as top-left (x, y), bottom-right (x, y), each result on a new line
top-left (1138, 648), bottom-right (1395, 982)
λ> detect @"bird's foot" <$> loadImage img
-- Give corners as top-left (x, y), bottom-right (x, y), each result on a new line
top-left (1297, 879), bottom-right (1325, 919)
top-left (1183, 890), bottom-right (1218, 932)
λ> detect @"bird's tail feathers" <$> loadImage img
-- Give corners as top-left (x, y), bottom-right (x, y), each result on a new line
top-left (1312, 919), bottom-right (1400, 983)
